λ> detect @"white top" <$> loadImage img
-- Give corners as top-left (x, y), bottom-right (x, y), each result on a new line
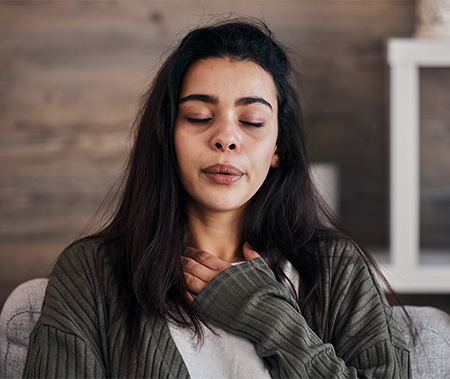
top-left (168, 261), bottom-right (299, 379)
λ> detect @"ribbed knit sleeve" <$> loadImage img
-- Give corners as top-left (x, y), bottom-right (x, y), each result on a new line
top-left (193, 240), bottom-right (411, 378)
top-left (23, 326), bottom-right (106, 378)
top-left (22, 240), bottom-right (108, 378)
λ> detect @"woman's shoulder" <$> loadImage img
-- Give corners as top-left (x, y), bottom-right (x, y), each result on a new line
top-left (33, 238), bottom-right (122, 346)
top-left (40, 237), bottom-right (123, 322)
top-left (315, 236), bottom-right (363, 258)
top-left (313, 237), bottom-right (375, 281)
top-left (50, 236), bottom-right (122, 286)
top-left (57, 236), bottom-right (120, 266)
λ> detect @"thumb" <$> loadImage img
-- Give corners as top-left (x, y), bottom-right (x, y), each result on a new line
top-left (243, 242), bottom-right (261, 261)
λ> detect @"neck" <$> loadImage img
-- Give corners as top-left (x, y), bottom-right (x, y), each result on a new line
top-left (186, 204), bottom-right (247, 263)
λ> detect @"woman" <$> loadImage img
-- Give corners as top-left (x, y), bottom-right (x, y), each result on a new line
top-left (23, 19), bottom-right (411, 378)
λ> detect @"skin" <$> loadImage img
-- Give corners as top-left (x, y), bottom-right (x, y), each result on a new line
top-left (174, 58), bottom-right (279, 299)
top-left (182, 243), bottom-right (260, 301)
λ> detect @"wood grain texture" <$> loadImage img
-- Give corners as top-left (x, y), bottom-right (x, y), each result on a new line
top-left (4, 1), bottom-right (447, 309)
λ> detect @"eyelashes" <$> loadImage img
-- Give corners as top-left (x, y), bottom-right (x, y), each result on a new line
top-left (186, 117), bottom-right (212, 124)
top-left (241, 121), bottom-right (264, 127)
top-left (186, 118), bottom-right (264, 128)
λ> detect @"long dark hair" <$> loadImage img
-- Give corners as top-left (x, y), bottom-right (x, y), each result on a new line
top-left (93, 18), bottom-right (370, 350)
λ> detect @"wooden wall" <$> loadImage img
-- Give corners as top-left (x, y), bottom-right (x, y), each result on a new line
top-left (3, 0), bottom-right (446, 309)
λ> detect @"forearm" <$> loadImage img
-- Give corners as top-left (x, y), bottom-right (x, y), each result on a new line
top-left (194, 258), bottom-right (408, 378)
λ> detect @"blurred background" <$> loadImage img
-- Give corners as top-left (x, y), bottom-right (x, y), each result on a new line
top-left (1, 1), bottom-right (449, 312)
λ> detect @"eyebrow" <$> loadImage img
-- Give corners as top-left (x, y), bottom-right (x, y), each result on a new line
top-left (178, 94), bottom-right (273, 111)
top-left (235, 96), bottom-right (273, 111)
top-left (178, 94), bottom-right (218, 105)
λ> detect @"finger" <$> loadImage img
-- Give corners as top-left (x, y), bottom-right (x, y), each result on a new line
top-left (186, 291), bottom-right (196, 304)
top-left (184, 247), bottom-right (232, 271)
top-left (243, 242), bottom-right (261, 261)
top-left (184, 271), bottom-right (208, 295)
top-left (181, 256), bottom-right (220, 283)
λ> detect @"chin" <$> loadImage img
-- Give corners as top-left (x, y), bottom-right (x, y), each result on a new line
top-left (204, 200), bottom-right (250, 214)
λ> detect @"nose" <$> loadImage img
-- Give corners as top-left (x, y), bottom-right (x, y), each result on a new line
top-left (214, 141), bottom-right (237, 151)
top-left (210, 119), bottom-right (241, 152)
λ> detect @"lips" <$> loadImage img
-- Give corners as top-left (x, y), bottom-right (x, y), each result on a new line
top-left (202, 164), bottom-right (244, 184)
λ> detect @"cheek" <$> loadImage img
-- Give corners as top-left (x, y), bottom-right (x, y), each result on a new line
top-left (174, 129), bottom-right (189, 175)
top-left (174, 134), bottom-right (201, 182)
top-left (251, 142), bottom-right (277, 177)
top-left (174, 126), bottom-right (190, 157)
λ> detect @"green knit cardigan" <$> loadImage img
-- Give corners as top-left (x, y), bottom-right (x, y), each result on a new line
top-left (23, 238), bottom-right (411, 378)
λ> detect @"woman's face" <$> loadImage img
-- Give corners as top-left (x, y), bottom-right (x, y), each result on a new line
top-left (174, 58), bottom-right (279, 217)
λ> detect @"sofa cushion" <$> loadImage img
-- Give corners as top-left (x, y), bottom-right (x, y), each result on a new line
top-left (0, 278), bottom-right (48, 379)
top-left (393, 305), bottom-right (450, 379)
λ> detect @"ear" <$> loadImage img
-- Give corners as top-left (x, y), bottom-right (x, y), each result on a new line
top-left (271, 146), bottom-right (280, 168)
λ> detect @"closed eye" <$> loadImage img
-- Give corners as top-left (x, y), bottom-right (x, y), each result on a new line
top-left (187, 117), bottom-right (213, 124)
top-left (241, 121), bottom-right (264, 127)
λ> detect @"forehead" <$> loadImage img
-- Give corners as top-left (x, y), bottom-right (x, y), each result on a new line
top-left (179, 58), bottom-right (278, 109)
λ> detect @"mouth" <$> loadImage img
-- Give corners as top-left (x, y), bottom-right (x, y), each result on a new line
top-left (202, 164), bottom-right (244, 184)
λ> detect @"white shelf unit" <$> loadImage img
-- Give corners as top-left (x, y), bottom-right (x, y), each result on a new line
top-left (384, 38), bottom-right (450, 293)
